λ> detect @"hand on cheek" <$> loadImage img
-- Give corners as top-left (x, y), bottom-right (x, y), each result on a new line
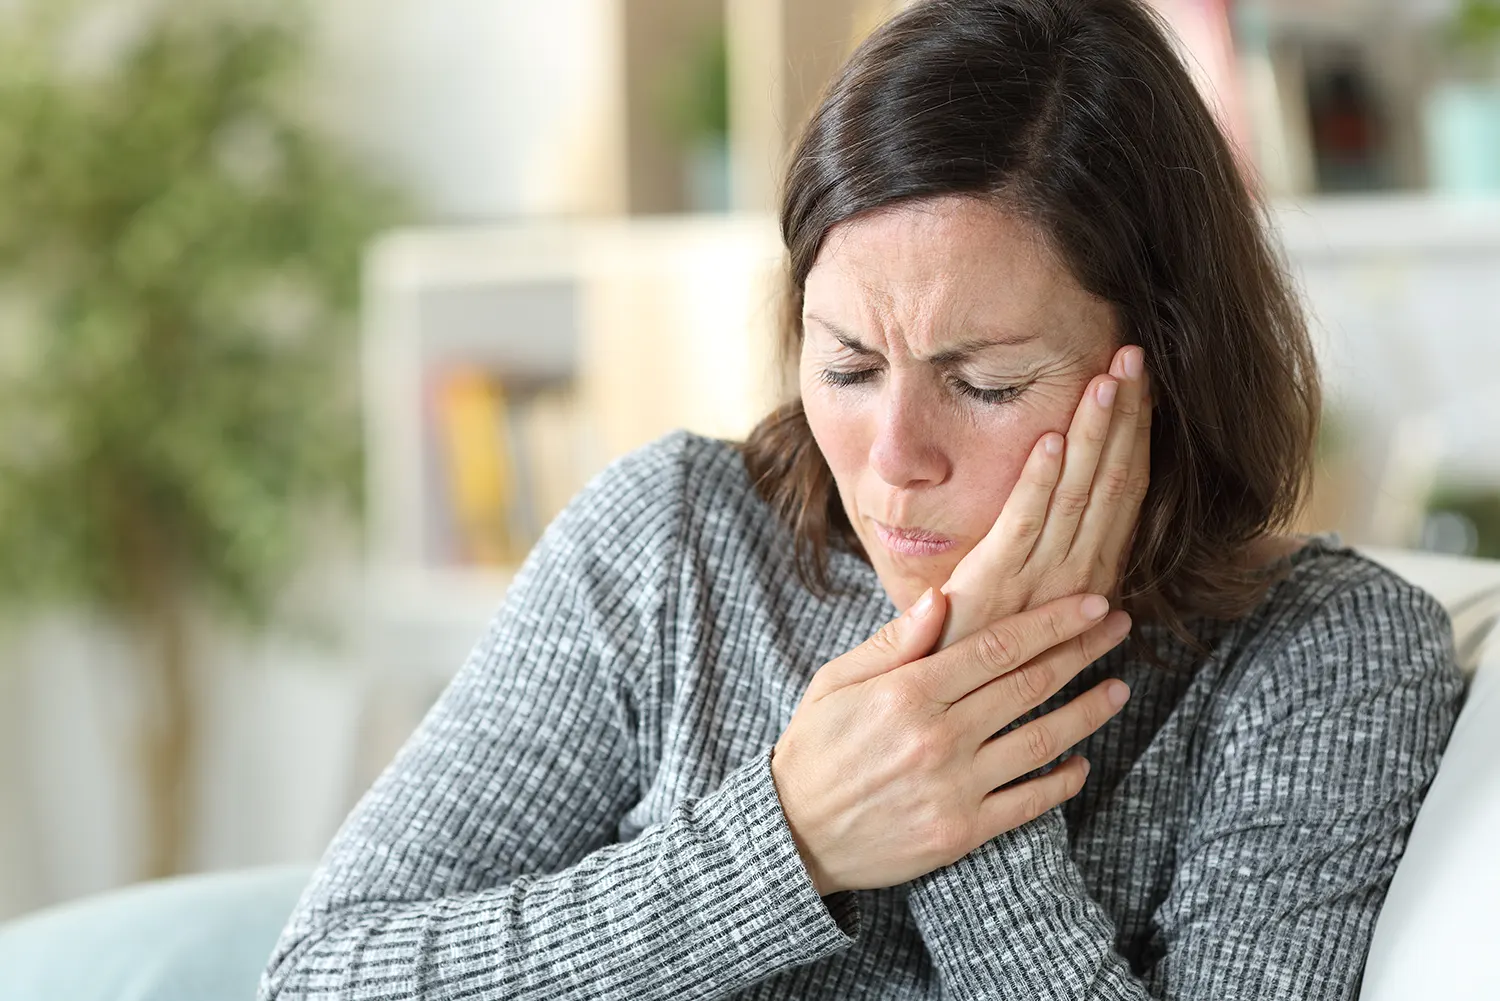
top-left (936, 344), bottom-right (1152, 650)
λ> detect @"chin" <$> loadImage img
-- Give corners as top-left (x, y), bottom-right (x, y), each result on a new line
top-left (872, 552), bottom-right (962, 612)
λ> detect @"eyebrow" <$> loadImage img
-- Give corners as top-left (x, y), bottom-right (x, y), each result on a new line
top-left (803, 312), bottom-right (1039, 364)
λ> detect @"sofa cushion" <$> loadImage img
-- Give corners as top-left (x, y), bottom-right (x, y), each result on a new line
top-left (0, 865), bottom-right (311, 1001)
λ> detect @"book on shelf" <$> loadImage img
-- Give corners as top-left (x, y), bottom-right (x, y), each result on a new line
top-left (424, 366), bottom-right (596, 571)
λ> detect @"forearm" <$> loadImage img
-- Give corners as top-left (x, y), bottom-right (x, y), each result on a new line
top-left (260, 745), bottom-right (859, 1001)
top-left (907, 808), bottom-right (1154, 1000)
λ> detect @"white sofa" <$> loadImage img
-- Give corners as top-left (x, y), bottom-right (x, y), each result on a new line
top-left (1359, 547), bottom-right (1500, 1000)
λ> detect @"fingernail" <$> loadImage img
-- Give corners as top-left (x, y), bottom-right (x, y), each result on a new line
top-left (1081, 594), bottom-right (1110, 620)
top-left (1096, 379), bottom-right (1117, 407)
top-left (911, 587), bottom-right (935, 619)
top-left (1043, 433), bottom-right (1063, 456)
top-left (1107, 681), bottom-right (1131, 707)
top-left (1124, 347), bottom-right (1143, 379)
top-left (1080, 758), bottom-right (1091, 777)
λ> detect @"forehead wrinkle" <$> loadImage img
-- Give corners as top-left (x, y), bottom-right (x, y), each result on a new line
top-left (829, 268), bottom-right (1052, 363)
top-left (806, 196), bottom-right (1117, 362)
top-left (856, 268), bottom-right (964, 359)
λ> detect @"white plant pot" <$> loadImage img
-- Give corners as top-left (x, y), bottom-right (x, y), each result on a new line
top-left (1423, 81), bottom-right (1500, 194)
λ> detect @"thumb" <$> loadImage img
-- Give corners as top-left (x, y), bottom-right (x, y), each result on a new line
top-left (812, 587), bottom-right (947, 695)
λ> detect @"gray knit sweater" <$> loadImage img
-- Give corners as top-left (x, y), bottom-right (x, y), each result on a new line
top-left (260, 430), bottom-right (1463, 1000)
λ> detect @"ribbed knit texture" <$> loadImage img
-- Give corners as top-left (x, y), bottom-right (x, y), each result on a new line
top-left (260, 430), bottom-right (1463, 1000)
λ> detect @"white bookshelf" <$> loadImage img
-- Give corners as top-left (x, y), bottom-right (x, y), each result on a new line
top-left (359, 215), bottom-right (787, 670)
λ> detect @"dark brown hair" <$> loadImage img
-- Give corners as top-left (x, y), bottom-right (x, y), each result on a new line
top-left (739, 0), bottom-right (1321, 647)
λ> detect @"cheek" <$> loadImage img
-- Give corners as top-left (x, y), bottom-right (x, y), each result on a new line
top-left (947, 424), bottom-right (1036, 537)
top-left (948, 397), bottom-right (1080, 538)
top-left (800, 378), bottom-right (867, 490)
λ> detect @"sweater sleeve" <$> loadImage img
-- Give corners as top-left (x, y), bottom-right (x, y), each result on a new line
top-left (259, 435), bottom-right (858, 1001)
top-left (905, 568), bottom-right (1463, 1000)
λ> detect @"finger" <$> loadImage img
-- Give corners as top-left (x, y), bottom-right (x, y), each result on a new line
top-left (975, 754), bottom-right (1090, 841)
top-left (913, 593), bottom-right (1112, 706)
top-left (1028, 373), bottom-right (1117, 566)
top-left (810, 587), bottom-right (948, 697)
top-left (1099, 364), bottom-right (1153, 575)
top-left (973, 678), bottom-right (1130, 791)
top-left (1072, 346), bottom-right (1147, 563)
top-left (951, 609), bottom-right (1132, 738)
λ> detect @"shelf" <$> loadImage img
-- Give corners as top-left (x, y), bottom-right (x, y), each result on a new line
top-left (1270, 192), bottom-right (1500, 255)
top-left (360, 215), bottom-right (785, 609)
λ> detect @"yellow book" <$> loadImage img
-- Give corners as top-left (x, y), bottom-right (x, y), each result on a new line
top-left (434, 370), bottom-right (514, 566)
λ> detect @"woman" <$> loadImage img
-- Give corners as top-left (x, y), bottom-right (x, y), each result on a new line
top-left (261, 1), bottom-right (1461, 998)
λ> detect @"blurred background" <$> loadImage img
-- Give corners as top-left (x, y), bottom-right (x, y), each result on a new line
top-left (0, 0), bottom-right (1498, 922)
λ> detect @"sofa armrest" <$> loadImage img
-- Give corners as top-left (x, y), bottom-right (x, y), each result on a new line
top-left (0, 865), bottom-right (312, 1001)
top-left (1358, 547), bottom-right (1500, 1000)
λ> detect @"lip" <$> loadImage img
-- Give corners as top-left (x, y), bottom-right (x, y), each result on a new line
top-left (870, 518), bottom-right (957, 558)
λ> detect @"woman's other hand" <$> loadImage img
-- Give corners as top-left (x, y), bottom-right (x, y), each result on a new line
top-left (771, 589), bottom-right (1132, 896)
top-left (937, 344), bottom-right (1152, 650)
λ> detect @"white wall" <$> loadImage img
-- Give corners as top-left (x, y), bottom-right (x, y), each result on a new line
top-left (309, 0), bottom-right (627, 219)
top-left (0, 580), bottom-right (377, 922)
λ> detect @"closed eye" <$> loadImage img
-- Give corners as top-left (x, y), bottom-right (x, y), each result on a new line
top-left (818, 367), bottom-right (1024, 406)
top-left (819, 368), bottom-right (878, 388)
top-left (951, 379), bottom-right (1023, 405)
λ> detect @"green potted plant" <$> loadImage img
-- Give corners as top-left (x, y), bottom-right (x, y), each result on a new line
top-left (0, 0), bottom-right (395, 878)
top-left (1425, 0), bottom-right (1500, 192)
top-left (656, 24), bottom-right (732, 212)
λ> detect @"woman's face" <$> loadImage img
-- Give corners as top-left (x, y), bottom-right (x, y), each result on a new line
top-left (800, 195), bottom-right (1119, 611)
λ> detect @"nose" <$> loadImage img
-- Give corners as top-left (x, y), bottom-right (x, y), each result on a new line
top-left (867, 375), bottom-right (950, 489)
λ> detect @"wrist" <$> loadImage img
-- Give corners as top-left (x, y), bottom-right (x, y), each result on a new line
top-left (771, 744), bottom-right (840, 896)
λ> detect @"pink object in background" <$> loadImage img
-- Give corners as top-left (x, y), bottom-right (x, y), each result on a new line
top-left (1147, 0), bottom-right (1252, 169)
